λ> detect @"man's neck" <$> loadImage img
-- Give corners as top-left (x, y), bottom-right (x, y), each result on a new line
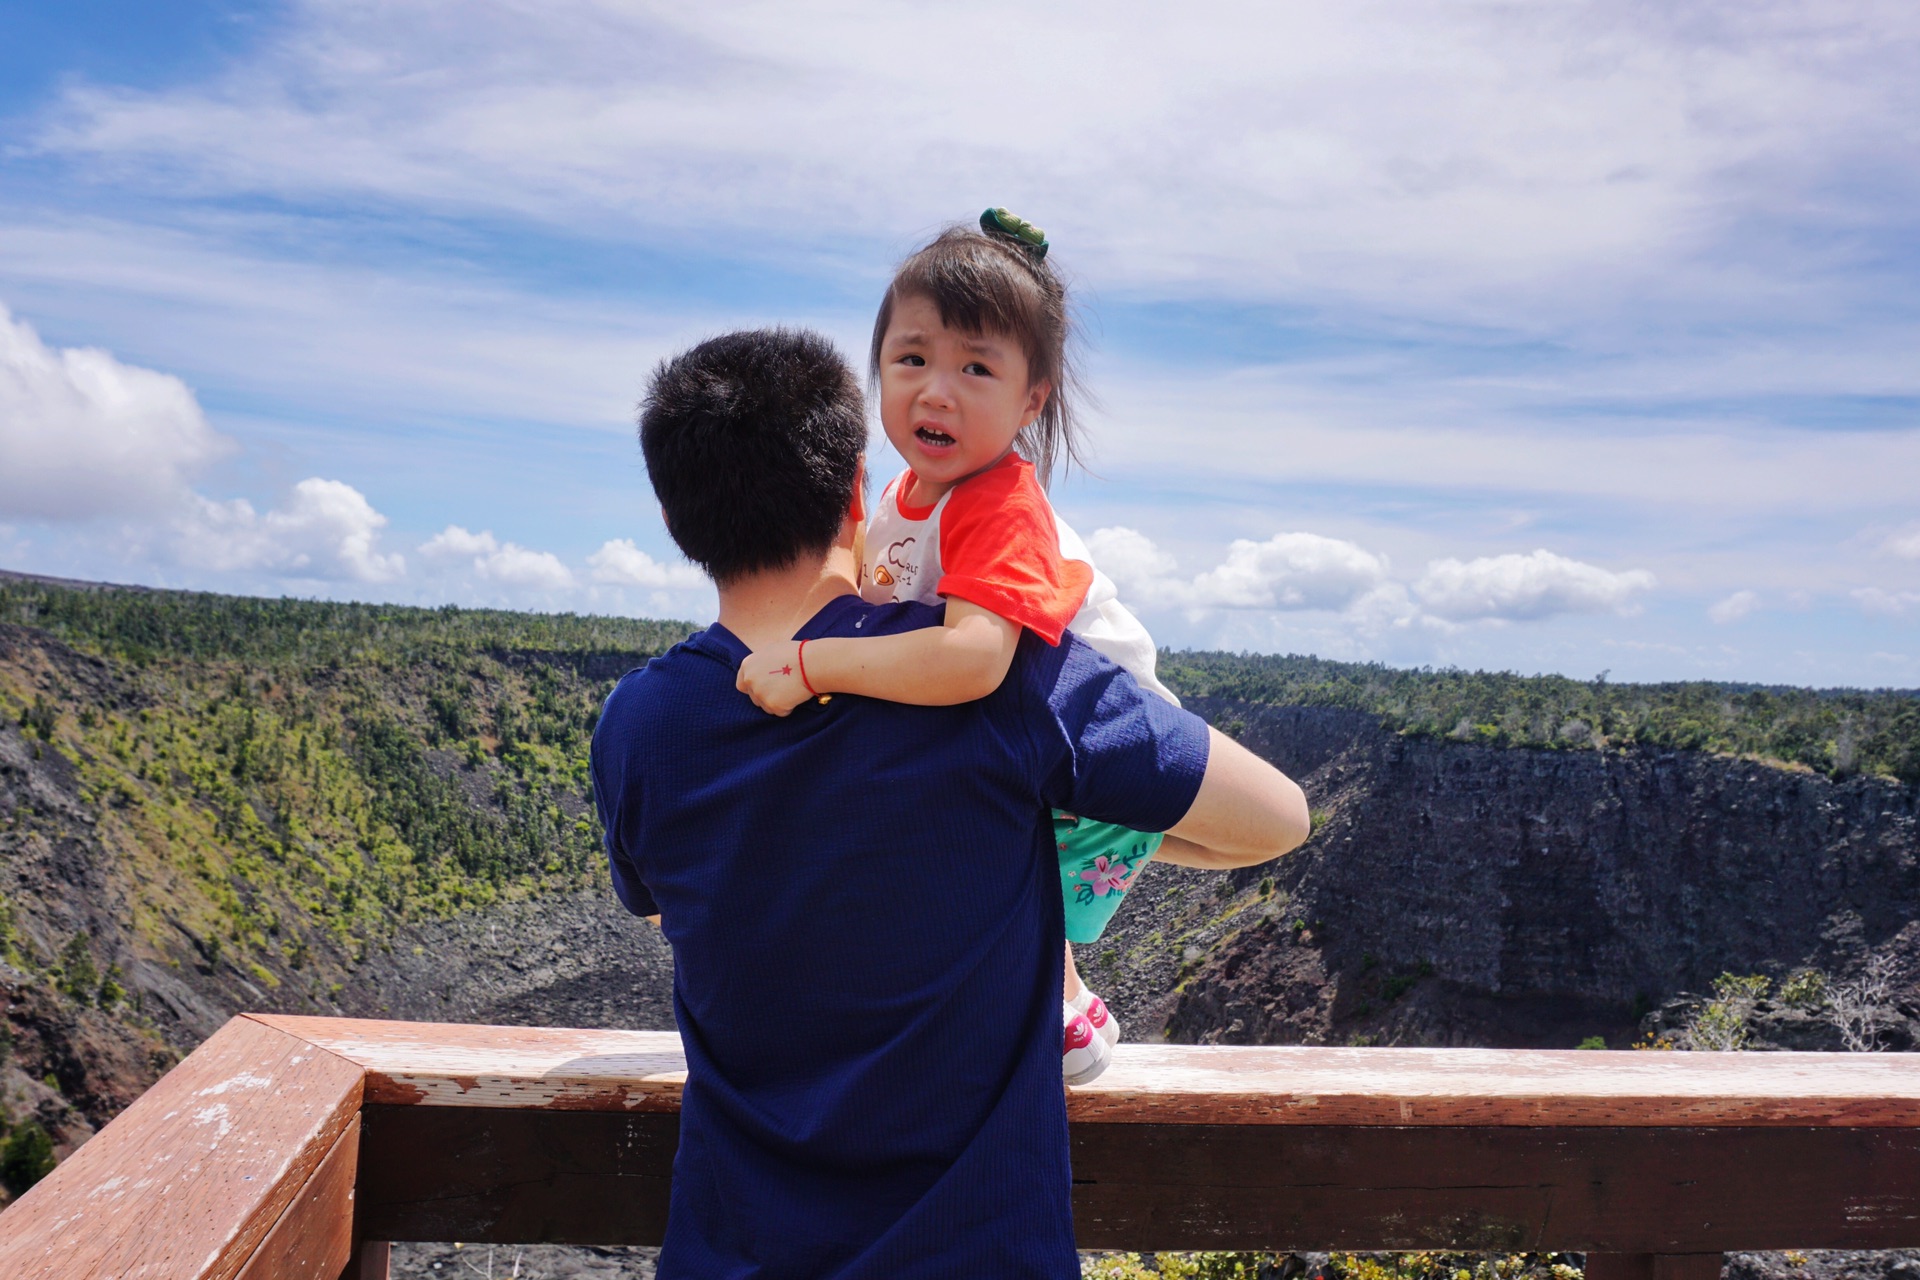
top-left (715, 542), bottom-right (860, 652)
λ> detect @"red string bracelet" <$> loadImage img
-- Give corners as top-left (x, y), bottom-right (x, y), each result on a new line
top-left (796, 639), bottom-right (819, 697)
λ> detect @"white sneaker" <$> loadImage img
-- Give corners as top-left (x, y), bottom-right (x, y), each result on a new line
top-left (1069, 987), bottom-right (1121, 1049)
top-left (1063, 1000), bottom-right (1113, 1086)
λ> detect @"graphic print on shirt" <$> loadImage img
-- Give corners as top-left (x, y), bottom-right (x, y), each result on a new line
top-left (882, 537), bottom-right (919, 593)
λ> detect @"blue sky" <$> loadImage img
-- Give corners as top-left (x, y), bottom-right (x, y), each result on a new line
top-left (2, 0), bottom-right (1918, 686)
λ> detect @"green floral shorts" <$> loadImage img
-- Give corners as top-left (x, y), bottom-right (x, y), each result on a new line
top-left (1055, 811), bottom-right (1164, 944)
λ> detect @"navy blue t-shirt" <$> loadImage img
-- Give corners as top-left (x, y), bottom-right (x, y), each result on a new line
top-left (590, 593), bottom-right (1210, 1280)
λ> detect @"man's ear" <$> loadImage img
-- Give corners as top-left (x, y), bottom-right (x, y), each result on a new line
top-left (838, 456), bottom-right (867, 554)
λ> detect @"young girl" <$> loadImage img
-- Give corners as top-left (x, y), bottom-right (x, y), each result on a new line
top-left (739, 209), bottom-right (1177, 1085)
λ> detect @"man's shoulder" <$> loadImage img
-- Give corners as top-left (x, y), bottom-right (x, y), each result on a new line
top-left (802, 594), bottom-right (947, 640)
top-left (597, 631), bottom-right (730, 728)
top-left (1003, 626), bottom-right (1191, 729)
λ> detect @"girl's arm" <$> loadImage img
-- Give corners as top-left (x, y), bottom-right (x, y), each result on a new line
top-left (738, 599), bottom-right (1019, 715)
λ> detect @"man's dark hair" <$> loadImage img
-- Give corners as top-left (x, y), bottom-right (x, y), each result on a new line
top-left (640, 328), bottom-right (866, 584)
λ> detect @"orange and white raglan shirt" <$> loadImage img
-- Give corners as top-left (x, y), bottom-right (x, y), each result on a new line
top-left (860, 453), bottom-right (1178, 705)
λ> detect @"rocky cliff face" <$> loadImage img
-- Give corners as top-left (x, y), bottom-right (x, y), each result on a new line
top-left (0, 615), bottom-right (668, 1187)
top-left (7, 599), bottom-right (1920, 1269)
top-left (1132, 700), bottom-right (1920, 1050)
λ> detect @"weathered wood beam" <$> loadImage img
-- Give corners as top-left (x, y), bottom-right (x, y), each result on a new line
top-left (356, 1107), bottom-right (673, 1245)
top-left (249, 1014), bottom-right (1920, 1129)
top-left (233, 1115), bottom-right (360, 1280)
top-left (1067, 1123), bottom-right (1920, 1251)
top-left (8, 1014), bottom-right (1920, 1271)
top-left (0, 1018), bottom-right (363, 1280)
top-left (354, 1105), bottom-right (1920, 1252)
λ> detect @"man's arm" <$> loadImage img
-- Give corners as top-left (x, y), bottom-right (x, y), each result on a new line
top-left (1038, 640), bottom-right (1308, 866)
top-left (1159, 727), bottom-right (1310, 868)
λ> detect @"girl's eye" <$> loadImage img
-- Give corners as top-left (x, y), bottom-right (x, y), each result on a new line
top-left (963, 361), bottom-right (992, 377)
top-left (898, 354), bottom-right (925, 367)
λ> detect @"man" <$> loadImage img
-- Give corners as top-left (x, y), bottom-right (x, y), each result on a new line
top-left (591, 328), bottom-right (1310, 1279)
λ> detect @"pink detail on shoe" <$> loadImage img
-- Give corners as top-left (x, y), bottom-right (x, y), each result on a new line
top-left (1083, 995), bottom-right (1110, 1029)
top-left (1064, 1013), bottom-right (1095, 1054)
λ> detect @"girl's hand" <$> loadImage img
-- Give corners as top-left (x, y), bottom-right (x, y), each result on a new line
top-left (737, 640), bottom-right (813, 716)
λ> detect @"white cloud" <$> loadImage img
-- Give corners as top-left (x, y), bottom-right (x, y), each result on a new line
top-left (3, 3), bottom-right (1914, 686)
top-left (1084, 526), bottom-right (1181, 600)
top-left (0, 303), bottom-right (229, 519)
top-left (1186, 533), bottom-right (1391, 611)
top-left (29, 2), bottom-right (1920, 326)
top-left (588, 538), bottom-right (705, 588)
top-left (1346, 583), bottom-right (1422, 633)
top-left (174, 478), bottom-right (404, 582)
top-left (420, 525), bottom-right (573, 590)
top-left (1709, 590), bottom-right (1761, 624)
top-left (1855, 588), bottom-right (1920, 618)
top-left (1087, 526), bottom-right (1651, 630)
top-left (1414, 550), bottom-right (1655, 622)
top-left (419, 525), bottom-right (497, 559)
top-left (1090, 527), bottom-right (1390, 613)
top-left (1884, 527), bottom-right (1920, 560)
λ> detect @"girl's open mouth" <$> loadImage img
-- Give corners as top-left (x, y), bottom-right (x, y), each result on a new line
top-left (914, 426), bottom-right (956, 449)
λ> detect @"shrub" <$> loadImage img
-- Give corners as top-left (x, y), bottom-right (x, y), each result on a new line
top-left (1827, 954), bottom-right (1899, 1052)
top-left (58, 936), bottom-right (100, 1006)
top-left (97, 964), bottom-right (126, 1010)
top-left (1680, 973), bottom-right (1770, 1051)
top-left (1, 1122), bottom-right (56, 1194)
top-left (18, 695), bottom-right (57, 742)
top-left (1779, 969), bottom-right (1828, 1010)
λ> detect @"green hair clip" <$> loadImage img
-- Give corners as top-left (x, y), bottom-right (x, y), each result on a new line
top-left (980, 207), bottom-right (1049, 260)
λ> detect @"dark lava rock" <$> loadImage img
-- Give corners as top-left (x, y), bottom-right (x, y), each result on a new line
top-left (1136, 702), bottom-right (1920, 1051)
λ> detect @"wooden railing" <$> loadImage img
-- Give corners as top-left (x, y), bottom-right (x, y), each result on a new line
top-left (2, 1014), bottom-right (1919, 1277)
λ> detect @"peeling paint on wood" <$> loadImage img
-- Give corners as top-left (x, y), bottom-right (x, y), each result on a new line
top-left (251, 1014), bottom-right (1920, 1128)
top-left (0, 1018), bottom-right (363, 1279)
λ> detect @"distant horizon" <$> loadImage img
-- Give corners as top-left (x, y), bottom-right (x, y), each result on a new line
top-left (8, 564), bottom-right (1916, 698)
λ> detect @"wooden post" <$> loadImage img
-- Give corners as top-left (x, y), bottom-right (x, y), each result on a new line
top-left (1588, 1256), bottom-right (1722, 1280)
top-left (344, 1240), bottom-right (391, 1280)
top-left (1653, 1257), bottom-right (1724, 1280)
top-left (1587, 1255), bottom-right (1654, 1280)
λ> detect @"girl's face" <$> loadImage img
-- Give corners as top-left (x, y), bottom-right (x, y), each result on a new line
top-left (877, 292), bottom-right (1050, 499)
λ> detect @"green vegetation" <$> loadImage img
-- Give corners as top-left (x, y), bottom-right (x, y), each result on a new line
top-left (1160, 652), bottom-right (1920, 783)
top-left (1780, 968), bottom-right (1828, 1010)
top-left (0, 577), bottom-right (688, 990)
top-left (0, 1120), bottom-right (55, 1194)
top-left (5, 573), bottom-right (1915, 1017)
top-left (1681, 973), bottom-right (1771, 1051)
top-left (0, 579), bottom-right (679, 669)
top-left (56, 935), bottom-right (99, 1004)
